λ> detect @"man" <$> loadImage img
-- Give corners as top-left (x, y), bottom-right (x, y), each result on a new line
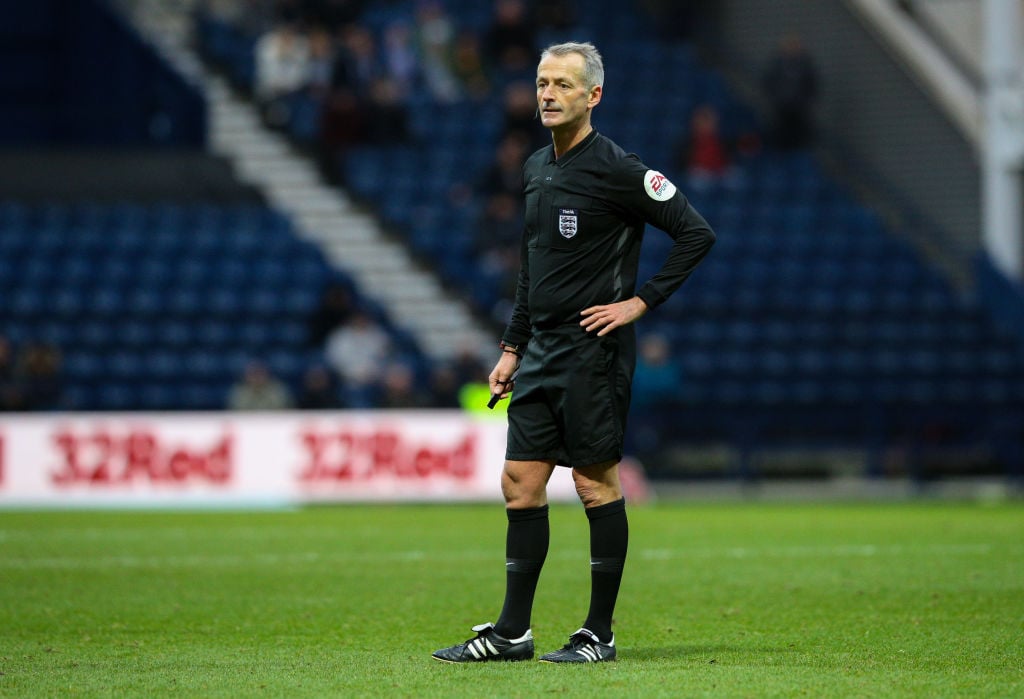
top-left (762, 33), bottom-right (819, 150)
top-left (433, 41), bottom-right (715, 664)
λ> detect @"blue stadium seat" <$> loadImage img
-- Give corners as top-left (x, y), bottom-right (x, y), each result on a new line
top-left (119, 320), bottom-right (158, 349)
top-left (138, 382), bottom-right (178, 410)
top-left (181, 382), bottom-right (227, 410)
top-left (166, 288), bottom-right (206, 318)
top-left (107, 350), bottom-right (146, 382)
top-left (63, 351), bottom-right (104, 382)
top-left (10, 288), bottom-right (45, 319)
top-left (97, 384), bottom-right (137, 411)
top-left (195, 319), bottom-right (234, 348)
top-left (156, 320), bottom-right (195, 349)
top-left (125, 288), bottom-right (164, 317)
top-left (144, 350), bottom-right (186, 381)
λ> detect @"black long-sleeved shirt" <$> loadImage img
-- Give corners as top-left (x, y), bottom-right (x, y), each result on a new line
top-left (502, 129), bottom-right (715, 347)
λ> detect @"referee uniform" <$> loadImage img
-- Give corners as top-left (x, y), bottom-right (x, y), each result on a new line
top-left (433, 41), bottom-right (714, 665)
top-left (502, 129), bottom-right (715, 468)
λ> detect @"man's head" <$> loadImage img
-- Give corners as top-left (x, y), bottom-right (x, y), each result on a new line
top-left (536, 41), bottom-right (603, 134)
top-left (540, 42), bottom-right (604, 90)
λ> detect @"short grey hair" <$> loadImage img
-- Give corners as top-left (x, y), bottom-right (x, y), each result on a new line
top-left (540, 41), bottom-right (604, 89)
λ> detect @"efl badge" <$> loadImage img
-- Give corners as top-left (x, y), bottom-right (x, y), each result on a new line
top-left (558, 208), bottom-right (578, 239)
top-left (644, 170), bottom-right (677, 201)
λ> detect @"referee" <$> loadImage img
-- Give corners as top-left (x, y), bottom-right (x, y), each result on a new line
top-left (434, 41), bottom-right (715, 664)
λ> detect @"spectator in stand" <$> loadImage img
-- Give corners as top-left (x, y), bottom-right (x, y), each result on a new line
top-left (363, 75), bottom-right (412, 144)
top-left (676, 103), bottom-right (744, 192)
top-left (307, 282), bottom-right (356, 347)
top-left (382, 21), bottom-right (419, 98)
top-left (321, 22), bottom-right (380, 155)
top-left (321, 23), bottom-right (412, 151)
top-left (428, 362), bottom-right (462, 408)
top-left (331, 23), bottom-right (380, 96)
top-left (293, 25), bottom-right (339, 172)
top-left (414, 0), bottom-right (461, 102)
top-left (379, 361), bottom-right (430, 408)
top-left (484, 0), bottom-right (537, 80)
top-left (254, 21), bottom-right (311, 128)
top-left (297, 363), bottom-right (345, 409)
top-left (450, 29), bottom-right (491, 100)
top-left (228, 360), bottom-right (294, 410)
top-left (305, 26), bottom-right (337, 97)
top-left (324, 309), bottom-right (392, 404)
top-left (762, 33), bottom-right (819, 150)
top-left (631, 332), bottom-right (683, 410)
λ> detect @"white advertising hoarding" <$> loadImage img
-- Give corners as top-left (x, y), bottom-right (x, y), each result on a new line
top-left (0, 412), bottom-right (579, 507)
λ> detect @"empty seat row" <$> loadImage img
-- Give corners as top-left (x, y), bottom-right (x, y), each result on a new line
top-left (1, 199), bottom-right (426, 411)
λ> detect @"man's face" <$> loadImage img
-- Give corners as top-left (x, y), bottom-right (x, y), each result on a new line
top-left (536, 52), bottom-right (601, 133)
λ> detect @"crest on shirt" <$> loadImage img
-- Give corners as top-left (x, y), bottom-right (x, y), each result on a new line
top-left (644, 170), bottom-right (677, 201)
top-left (558, 208), bottom-right (578, 239)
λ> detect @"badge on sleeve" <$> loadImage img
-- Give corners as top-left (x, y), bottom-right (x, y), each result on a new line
top-left (644, 170), bottom-right (677, 201)
top-left (558, 208), bottom-right (578, 239)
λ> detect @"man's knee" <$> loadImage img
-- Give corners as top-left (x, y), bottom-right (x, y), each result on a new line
top-left (502, 460), bottom-right (555, 509)
top-left (571, 460), bottom-right (622, 508)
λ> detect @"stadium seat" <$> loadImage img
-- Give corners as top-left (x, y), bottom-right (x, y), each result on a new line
top-left (0, 197), bottom-right (426, 410)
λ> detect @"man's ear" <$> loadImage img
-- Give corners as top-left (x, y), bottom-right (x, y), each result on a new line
top-left (588, 85), bottom-right (603, 109)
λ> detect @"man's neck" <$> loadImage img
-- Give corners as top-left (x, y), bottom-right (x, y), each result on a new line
top-left (551, 124), bottom-right (593, 159)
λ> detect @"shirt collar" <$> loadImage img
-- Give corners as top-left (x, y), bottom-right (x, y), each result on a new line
top-left (546, 129), bottom-right (599, 167)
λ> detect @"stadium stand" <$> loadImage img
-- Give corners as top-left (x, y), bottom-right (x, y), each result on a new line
top-left (0, 197), bottom-right (426, 410)
top-left (0, 0), bottom-right (427, 411)
top-left (3, 0), bottom-right (1022, 480)
top-left (193, 0), bottom-right (1024, 477)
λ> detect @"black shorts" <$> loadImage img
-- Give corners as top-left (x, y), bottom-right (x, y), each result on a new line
top-left (505, 324), bottom-right (635, 468)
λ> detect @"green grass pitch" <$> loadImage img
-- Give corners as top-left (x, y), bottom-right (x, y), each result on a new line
top-left (1, 501), bottom-right (1022, 697)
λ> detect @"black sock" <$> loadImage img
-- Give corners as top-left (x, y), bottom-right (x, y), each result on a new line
top-left (494, 505), bottom-right (549, 639)
top-left (582, 498), bottom-right (628, 643)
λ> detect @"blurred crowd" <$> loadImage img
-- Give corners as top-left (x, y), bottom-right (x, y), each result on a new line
top-left (199, 0), bottom-right (570, 411)
top-left (227, 280), bottom-right (489, 411)
top-left (199, 0), bottom-right (573, 171)
top-left (197, 0), bottom-right (819, 414)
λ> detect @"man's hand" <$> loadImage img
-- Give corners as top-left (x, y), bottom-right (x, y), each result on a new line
top-left (580, 296), bottom-right (649, 336)
top-left (488, 350), bottom-right (521, 403)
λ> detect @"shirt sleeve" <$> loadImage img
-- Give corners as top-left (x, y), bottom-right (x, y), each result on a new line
top-left (502, 230), bottom-right (533, 347)
top-left (502, 161), bottom-right (535, 347)
top-left (609, 155), bottom-right (716, 309)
